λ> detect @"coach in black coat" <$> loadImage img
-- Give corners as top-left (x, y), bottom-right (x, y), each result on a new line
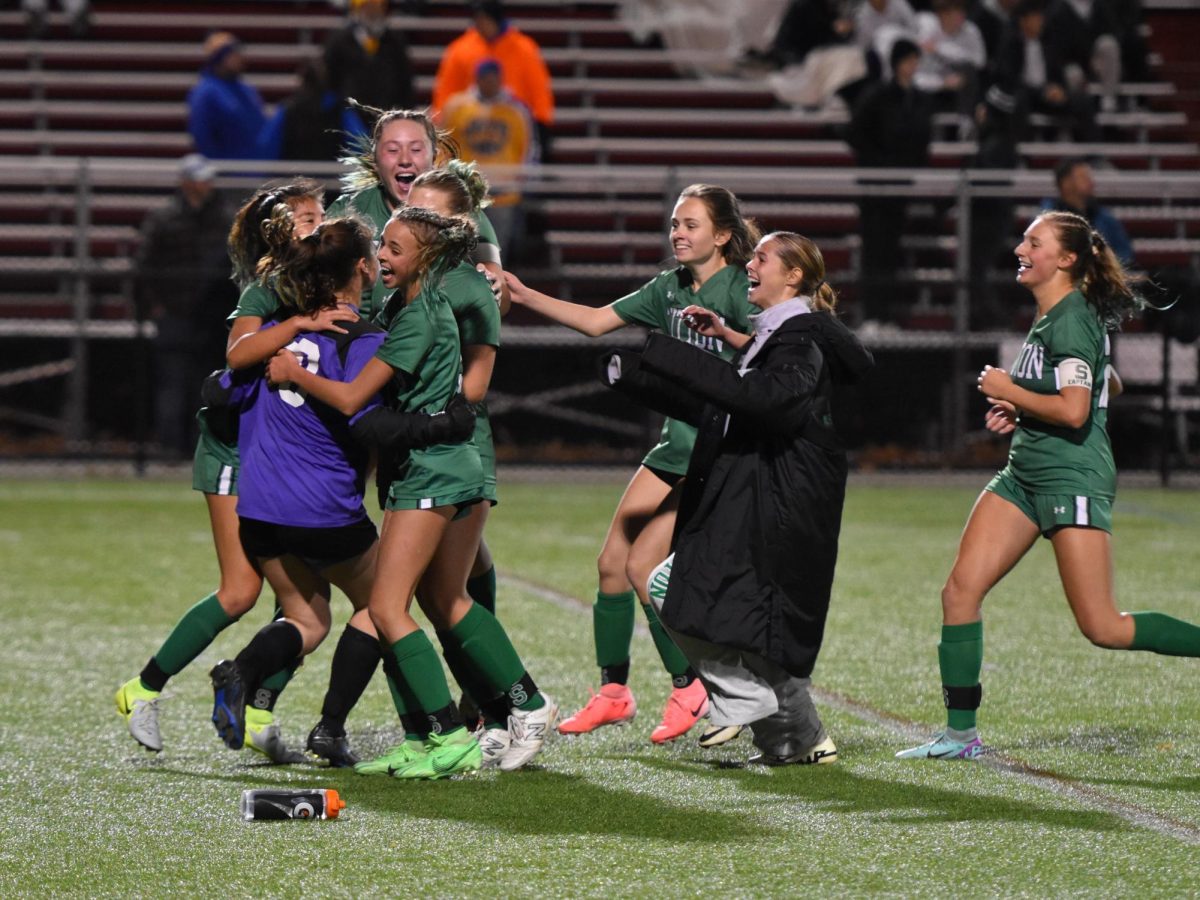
top-left (603, 298), bottom-right (873, 680)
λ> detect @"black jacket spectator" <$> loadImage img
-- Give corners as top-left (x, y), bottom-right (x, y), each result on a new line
top-left (604, 316), bottom-right (873, 677)
top-left (323, 11), bottom-right (414, 110)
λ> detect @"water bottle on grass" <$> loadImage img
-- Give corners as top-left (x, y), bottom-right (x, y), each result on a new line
top-left (240, 788), bottom-right (345, 820)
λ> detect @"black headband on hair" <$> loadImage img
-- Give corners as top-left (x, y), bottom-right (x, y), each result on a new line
top-left (1090, 230), bottom-right (1106, 253)
top-left (256, 190), bottom-right (284, 219)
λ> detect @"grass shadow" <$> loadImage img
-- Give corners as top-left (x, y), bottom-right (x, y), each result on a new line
top-left (633, 755), bottom-right (1136, 835)
top-left (341, 767), bottom-right (776, 842)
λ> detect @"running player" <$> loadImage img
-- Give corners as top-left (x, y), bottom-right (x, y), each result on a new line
top-left (267, 206), bottom-right (556, 776)
top-left (899, 211), bottom-right (1200, 760)
top-left (329, 105), bottom-right (509, 318)
top-left (114, 179), bottom-right (348, 761)
top-left (503, 184), bottom-right (759, 743)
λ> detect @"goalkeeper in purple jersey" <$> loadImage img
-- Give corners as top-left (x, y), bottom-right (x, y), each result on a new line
top-left (204, 216), bottom-right (474, 764)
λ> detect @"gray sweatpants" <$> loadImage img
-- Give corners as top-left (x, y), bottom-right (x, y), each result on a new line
top-left (648, 555), bottom-right (826, 757)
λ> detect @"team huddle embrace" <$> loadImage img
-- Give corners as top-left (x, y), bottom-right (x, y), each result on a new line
top-left (114, 105), bottom-right (1200, 780)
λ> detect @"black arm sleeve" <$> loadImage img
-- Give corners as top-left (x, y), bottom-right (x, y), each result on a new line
top-left (596, 348), bottom-right (707, 427)
top-left (350, 394), bottom-right (475, 454)
top-left (639, 332), bottom-right (824, 435)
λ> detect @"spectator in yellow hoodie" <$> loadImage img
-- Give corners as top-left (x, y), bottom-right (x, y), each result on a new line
top-left (433, 0), bottom-right (554, 160)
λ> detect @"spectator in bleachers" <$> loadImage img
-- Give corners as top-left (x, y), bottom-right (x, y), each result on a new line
top-left (441, 59), bottom-right (535, 262)
top-left (323, 0), bottom-right (415, 113)
top-left (432, 0), bottom-right (555, 162)
top-left (972, 0), bottom-right (1019, 59)
top-left (259, 58), bottom-right (368, 162)
top-left (1042, 156), bottom-right (1134, 264)
top-left (914, 0), bottom-right (987, 130)
top-left (855, 0), bottom-right (917, 80)
top-left (847, 38), bottom-right (934, 324)
top-left (982, 0), bottom-right (1100, 142)
top-left (135, 155), bottom-right (234, 457)
top-left (187, 32), bottom-right (268, 160)
top-left (1044, 0), bottom-right (1122, 112)
top-left (748, 0), bottom-right (856, 70)
top-left (22, 0), bottom-right (89, 39)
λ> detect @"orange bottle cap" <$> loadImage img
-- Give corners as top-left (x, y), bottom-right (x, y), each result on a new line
top-left (324, 789), bottom-right (345, 819)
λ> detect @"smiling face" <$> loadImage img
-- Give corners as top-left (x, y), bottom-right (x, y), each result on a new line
top-left (375, 118), bottom-right (435, 207)
top-left (405, 184), bottom-right (455, 219)
top-left (287, 196), bottom-right (324, 240)
top-left (746, 237), bottom-right (803, 308)
top-left (377, 219), bottom-right (422, 292)
top-left (669, 196), bottom-right (728, 268)
top-left (1014, 217), bottom-right (1076, 291)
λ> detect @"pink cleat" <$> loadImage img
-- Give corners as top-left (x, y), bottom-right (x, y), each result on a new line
top-left (650, 679), bottom-right (709, 744)
top-left (557, 684), bottom-right (637, 735)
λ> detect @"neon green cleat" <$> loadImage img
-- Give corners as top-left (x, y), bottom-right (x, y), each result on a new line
top-left (115, 677), bottom-right (162, 752)
top-left (244, 707), bottom-right (306, 764)
top-left (392, 728), bottom-right (482, 780)
top-left (354, 740), bottom-right (427, 776)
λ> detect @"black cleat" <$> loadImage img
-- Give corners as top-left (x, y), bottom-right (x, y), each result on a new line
top-left (210, 660), bottom-right (247, 750)
top-left (306, 723), bottom-right (360, 768)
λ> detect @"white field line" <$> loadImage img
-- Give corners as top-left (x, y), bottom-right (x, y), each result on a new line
top-left (502, 572), bottom-right (1200, 847)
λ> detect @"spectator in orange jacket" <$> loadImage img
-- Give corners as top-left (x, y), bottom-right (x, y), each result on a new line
top-left (432, 0), bottom-right (554, 160)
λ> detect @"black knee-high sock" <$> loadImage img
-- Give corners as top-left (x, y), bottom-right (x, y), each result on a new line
top-left (318, 624), bottom-right (383, 734)
top-left (235, 620), bottom-right (304, 693)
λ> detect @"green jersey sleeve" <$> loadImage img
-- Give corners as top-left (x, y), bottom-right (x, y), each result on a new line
top-left (610, 272), bottom-right (671, 331)
top-left (375, 302), bottom-right (435, 376)
top-left (1049, 304), bottom-right (1104, 373)
top-left (444, 265), bottom-right (501, 347)
top-left (226, 282), bottom-right (279, 323)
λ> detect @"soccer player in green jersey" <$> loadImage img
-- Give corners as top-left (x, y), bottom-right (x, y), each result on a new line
top-left (115, 180), bottom-right (350, 761)
top-left (404, 162), bottom-right (518, 766)
top-left (328, 105), bottom-right (510, 319)
top-left (899, 211), bottom-right (1200, 760)
top-left (504, 184), bottom-right (760, 743)
top-left (268, 207), bottom-right (556, 776)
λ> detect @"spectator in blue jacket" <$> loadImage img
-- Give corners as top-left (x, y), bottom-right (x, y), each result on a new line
top-left (188, 32), bottom-right (267, 160)
top-left (1043, 157), bottom-right (1134, 265)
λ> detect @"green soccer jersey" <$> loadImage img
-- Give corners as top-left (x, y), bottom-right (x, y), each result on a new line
top-left (610, 265), bottom-right (756, 475)
top-left (328, 185), bottom-right (500, 321)
top-left (374, 287), bottom-right (484, 508)
top-left (225, 281), bottom-right (280, 324)
top-left (1003, 289), bottom-right (1115, 498)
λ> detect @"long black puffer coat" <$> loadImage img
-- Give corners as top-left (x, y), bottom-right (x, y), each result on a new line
top-left (604, 310), bottom-right (873, 677)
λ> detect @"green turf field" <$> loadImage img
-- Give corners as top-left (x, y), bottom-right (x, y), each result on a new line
top-left (2, 476), bottom-right (1198, 896)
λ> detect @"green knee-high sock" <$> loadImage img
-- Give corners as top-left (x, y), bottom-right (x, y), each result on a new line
top-left (939, 621), bottom-right (984, 732)
top-left (594, 590), bottom-right (636, 677)
top-left (1130, 611), bottom-right (1200, 656)
top-left (466, 566), bottom-right (497, 616)
top-left (145, 592), bottom-right (238, 687)
top-left (641, 602), bottom-right (692, 682)
top-left (389, 631), bottom-right (455, 723)
top-left (437, 628), bottom-right (502, 706)
top-left (381, 650), bottom-right (428, 741)
top-left (451, 603), bottom-right (545, 711)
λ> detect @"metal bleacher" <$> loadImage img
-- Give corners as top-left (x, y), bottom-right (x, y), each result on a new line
top-left (0, 0), bottom-right (1198, 456)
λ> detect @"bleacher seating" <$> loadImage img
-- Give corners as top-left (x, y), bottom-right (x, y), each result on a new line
top-left (0, 0), bottom-right (1197, 327)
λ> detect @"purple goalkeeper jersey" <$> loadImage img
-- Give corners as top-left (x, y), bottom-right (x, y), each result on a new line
top-left (230, 319), bottom-right (385, 528)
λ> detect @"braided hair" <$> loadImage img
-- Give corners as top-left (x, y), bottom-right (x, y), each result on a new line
top-left (387, 205), bottom-right (478, 298)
